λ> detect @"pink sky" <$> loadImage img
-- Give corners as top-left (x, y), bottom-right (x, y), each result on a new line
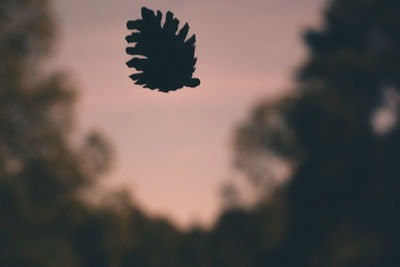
top-left (51, 0), bottom-right (326, 228)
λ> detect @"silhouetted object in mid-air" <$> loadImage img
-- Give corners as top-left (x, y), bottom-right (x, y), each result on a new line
top-left (126, 7), bottom-right (200, 93)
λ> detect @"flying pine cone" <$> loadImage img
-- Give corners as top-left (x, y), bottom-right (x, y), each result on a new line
top-left (126, 7), bottom-right (200, 92)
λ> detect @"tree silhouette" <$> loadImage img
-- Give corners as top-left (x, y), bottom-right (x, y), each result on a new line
top-left (0, 0), bottom-right (116, 265)
top-left (0, 1), bottom-right (183, 266)
top-left (232, 0), bottom-right (400, 266)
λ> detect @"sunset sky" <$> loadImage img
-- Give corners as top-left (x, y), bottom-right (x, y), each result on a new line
top-left (51, 0), bottom-right (326, 228)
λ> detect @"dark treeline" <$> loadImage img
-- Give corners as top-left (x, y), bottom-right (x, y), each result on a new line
top-left (1, 0), bottom-right (400, 266)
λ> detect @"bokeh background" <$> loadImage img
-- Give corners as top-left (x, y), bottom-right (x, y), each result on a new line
top-left (1, 0), bottom-right (400, 266)
top-left (50, 0), bottom-right (325, 227)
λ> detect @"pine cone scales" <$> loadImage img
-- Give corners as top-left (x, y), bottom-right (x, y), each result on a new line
top-left (126, 7), bottom-right (200, 92)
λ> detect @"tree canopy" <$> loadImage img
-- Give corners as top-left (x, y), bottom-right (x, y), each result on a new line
top-left (232, 0), bottom-right (400, 266)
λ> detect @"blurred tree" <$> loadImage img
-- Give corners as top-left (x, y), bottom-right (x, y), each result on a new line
top-left (0, 1), bottom-right (191, 266)
top-left (0, 0), bottom-right (116, 266)
top-left (232, 0), bottom-right (400, 266)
